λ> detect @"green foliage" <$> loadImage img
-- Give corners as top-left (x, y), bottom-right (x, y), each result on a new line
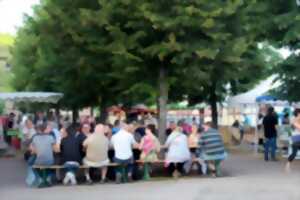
top-left (10, 0), bottom-right (283, 128)
top-left (265, 1), bottom-right (300, 102)
top-left (0, 33), bottom-right (14, 92)
top-left (0, 100), bottom-right (4, 114)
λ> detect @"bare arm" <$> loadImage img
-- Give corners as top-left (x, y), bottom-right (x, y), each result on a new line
top-left (293, 119), bottom-right (300, 130)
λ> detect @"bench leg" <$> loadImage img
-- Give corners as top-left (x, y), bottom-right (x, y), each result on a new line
top-left (143, 163), bottom-right (151, 180)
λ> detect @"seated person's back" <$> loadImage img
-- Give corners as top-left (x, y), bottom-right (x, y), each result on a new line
top-left (84, 131), bottom-right (109, 163)
top-left (111, 129), bottom-right (136, 160)
top-left (60, 132), bottom-right (82, 164)
top-left (31, 124), bottom-right (56, 165)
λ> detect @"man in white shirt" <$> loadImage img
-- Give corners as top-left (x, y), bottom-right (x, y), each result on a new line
top-left (111, 123), bottom-right (138, 183)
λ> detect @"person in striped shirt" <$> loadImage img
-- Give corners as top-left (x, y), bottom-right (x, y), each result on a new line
top-left (198, 121), bottom-right (227, 177)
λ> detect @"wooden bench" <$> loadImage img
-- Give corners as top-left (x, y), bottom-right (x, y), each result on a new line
top-left (33, 159), bottom-right (200, 184)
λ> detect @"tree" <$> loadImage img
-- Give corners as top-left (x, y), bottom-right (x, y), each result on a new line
top-left (11, 0), bottom-right (125, 121)
top-left (264, 1), bottom-right (300, 102)
top-left (0, 33), bottom-right (14, 92)
top-left (81, 0), bottom-right (276, 137)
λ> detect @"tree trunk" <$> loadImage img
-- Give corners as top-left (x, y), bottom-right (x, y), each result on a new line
top-left (158, 66), bottom-right (168, 143)
top-left (209, 83), bottom-right (218, 128)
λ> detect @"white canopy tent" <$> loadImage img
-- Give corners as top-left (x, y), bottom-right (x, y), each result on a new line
top-left (227, 76), bottom-right (280, 107)
top-left (0, 92), bottom-right (63, 104)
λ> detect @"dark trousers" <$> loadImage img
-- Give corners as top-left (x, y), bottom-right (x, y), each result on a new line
top-left (114, 157), bottom-right (134, 175)
top-left (288, 142), bottom-right (300, 162)
top-left (167, 163), bottom-right (184, 176)
top-left (264, 137), bottom-right (276, 160)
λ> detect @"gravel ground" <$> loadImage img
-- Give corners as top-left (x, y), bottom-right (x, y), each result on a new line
top-left (1, 149), bottom-right (300, 200)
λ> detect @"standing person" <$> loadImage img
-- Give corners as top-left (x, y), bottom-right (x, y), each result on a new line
top-left (111, 123), bottom-right (139, 183)
top-left (164, 121), bottom-right (191, 178)
top-left (263, 106), bottom-right (278, 161)
top-left (30, 124), bottom-right (59, 187)
top-left (199, 122), bottom-right (227, 177)
top-left (285, 108), bottom-right (300, 172)
top-left (60, 126), bottom-right (82, 185)
top-left (82, 124), bottom-right (110, 184)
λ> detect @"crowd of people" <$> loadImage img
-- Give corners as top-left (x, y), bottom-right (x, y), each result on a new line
top-left (6, 111), bottom-right (227, 188)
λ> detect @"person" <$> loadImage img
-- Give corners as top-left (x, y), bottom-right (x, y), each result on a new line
top-left (111, 123), bottom-right (138, 183)
top-left (140, 124), bottom-right (160, 162)
top-left (139, 124), bottom-right (160, 179)
top-left (166, 121), bottom-right (176, 137)
top-left (285, 108), bottom-right (300, 172)
top-left (60, 125), bottom-right (82, 185)
top-left (198, 122), bottom-right (227, 177)
top-left (34, 112), bottom-right (46, 126)
top-left (164, 121), bottom-right (191, 178)
top-left (263, 106), bottom-right (278, 161)
top-left (22, 118), bottom-right (36, 161)
top-left (134, 121), bottom-right (146, 143)
top-left (112, 120), bottom-right (121, 135)
top-left (83, 124), bottom-right (110, 184)
top-left (75, 123), bottom-right (89, 160)
top-left (30, 123), bottom-right (59, 186)
top-left (282, 112), bottom-right (290, 125)
top-left (257, 113), bottom-right (265, 147)
top-left (232, 119), bottom-right (244, 144)
top-left (22, 118), bottom-right (36, 147)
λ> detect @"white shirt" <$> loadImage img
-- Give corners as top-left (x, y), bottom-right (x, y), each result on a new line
top-left (165, 131), bottom-right (191, 163)
top-left (111, 129), bottom-right (137, 160)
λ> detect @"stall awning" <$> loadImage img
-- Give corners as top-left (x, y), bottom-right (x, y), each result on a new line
top-left (0, 92), bottom-right (63, 103)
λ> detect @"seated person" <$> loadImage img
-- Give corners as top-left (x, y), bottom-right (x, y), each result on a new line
top-left (111, 123), bottom-right (138, 183)
top-left (139, 124), bottom-right (160, 179)
top-left (164, 121), bottom-right (191, 178)
top-left (140, 124), bottom-right (160, 161)
top-left (60, 126), bottom-right (82, 185)
top-left (30, 123), bottom-right (59, 186)
top-left (83, 124), bottom-right (110, 184)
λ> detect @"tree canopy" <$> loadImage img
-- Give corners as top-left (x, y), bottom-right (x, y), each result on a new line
top-left (10, 0), bottom-right (288, 139)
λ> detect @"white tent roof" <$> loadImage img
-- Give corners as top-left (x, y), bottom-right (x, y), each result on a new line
top-left (0, 92), bottom-right (63, 103)
top-left (227, 76), bottom-right (280, 107)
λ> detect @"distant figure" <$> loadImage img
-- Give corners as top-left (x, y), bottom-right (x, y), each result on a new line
top-left (285, 108), bottom-right (300, 172)
top-left (263, 107), bottom-right (278, 161)
top-left (282, 113), bottom-right (290, 125)
top-left (232, 119), bottom-right (244, 143)
top-left (166, 121), bottom-right (176, 136)
top-left (257, 113), bottom-right (265, 146)
top-left (164, 121), bottom-right (191, 178)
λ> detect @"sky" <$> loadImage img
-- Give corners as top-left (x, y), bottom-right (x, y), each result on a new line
top-left (0, 0), bottom-right (40, 34)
